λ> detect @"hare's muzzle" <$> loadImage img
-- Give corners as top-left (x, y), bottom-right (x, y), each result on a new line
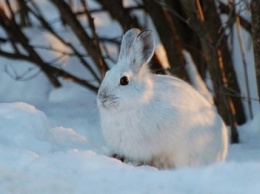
top-left (97, 90), bottom-right (119, 111)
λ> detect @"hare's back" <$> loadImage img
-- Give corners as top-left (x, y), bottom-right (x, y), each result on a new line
top-left (152, 74), bottom-right (211, 108)
top-left (152, 74), bottom-right (224, 139)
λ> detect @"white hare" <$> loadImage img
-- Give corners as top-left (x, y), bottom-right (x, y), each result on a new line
top-left (97, 28), bottom-right (228, 169)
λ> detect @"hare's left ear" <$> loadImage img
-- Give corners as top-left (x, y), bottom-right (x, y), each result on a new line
top-left (130, 30), bottom-right (155, 74)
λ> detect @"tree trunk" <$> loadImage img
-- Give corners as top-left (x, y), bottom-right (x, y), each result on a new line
top-left (143, 0), bottom-right (188, 80)
top-left (201, 0), bottom-right (247, 142)
top-left (175, 0), bottom-right (246, 142)
top-left (251, 0), bottom-right (260, 101)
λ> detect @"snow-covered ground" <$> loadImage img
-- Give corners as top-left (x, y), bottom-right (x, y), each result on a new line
top-left (1, 1), bottom-right (260, 193)
top-left (0, 71), bottom-right (260, 194)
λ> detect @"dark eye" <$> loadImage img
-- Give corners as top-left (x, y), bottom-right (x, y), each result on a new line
top-left (120, 76), bottom-right (129, 86)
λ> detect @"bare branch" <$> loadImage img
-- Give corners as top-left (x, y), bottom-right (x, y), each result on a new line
top-left (27, 1), bottom-right (102, 83)
top-left (0, 49), bottom-right (98, 92)
top-left (0, 49), bottom-right (30, 60)
top-left (251, 0), bottom-right (260, 101)
top-left (0, 6), bottom-right (61, 87)
top-left (0, 5), bottom-right (99, 92)
top-left (80, 0), bottom-right (107, 78)
top-left (50, 0), bottom-right (108, 77)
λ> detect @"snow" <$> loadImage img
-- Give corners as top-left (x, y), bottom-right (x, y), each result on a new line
top-left (0, 72), bottom-right (260, 193)
top-left (0, 0), bottom-right (260, 193)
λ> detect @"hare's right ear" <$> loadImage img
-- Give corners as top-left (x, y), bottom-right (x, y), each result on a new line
top-left (118, 28), bottom-right (140, 62)
top-left (130, 30), bottom-right (155, 74)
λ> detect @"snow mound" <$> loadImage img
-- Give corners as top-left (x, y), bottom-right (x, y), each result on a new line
top-left (0, 102), bottom-right (51, 153)
top-left (48, 126), bottom-right (87, 151)
top-left (0, 102), bottom-right (89, 154)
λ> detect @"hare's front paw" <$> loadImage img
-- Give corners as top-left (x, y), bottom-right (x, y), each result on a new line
top-left (111, 154), bottom-right (144, 167)
top-left (111, 153), bottom-right (125, 162)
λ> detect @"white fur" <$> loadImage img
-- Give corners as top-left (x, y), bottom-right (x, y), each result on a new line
top-left (97, 29), bottom-right (228, 169)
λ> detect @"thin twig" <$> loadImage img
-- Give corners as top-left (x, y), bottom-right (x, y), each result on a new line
top-left (80, 0), bottom-right (107, 77)
top-left (33, 44), bottom-right (87, 57)
top-left (5, 64), bottom-right (41, 81)
top-left (218, 0), bottom-right (251, 34)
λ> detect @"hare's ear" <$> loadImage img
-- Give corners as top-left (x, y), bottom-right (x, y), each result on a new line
top-left (118, 28), bottom-right (140, 62)
top-left (130, 30), bottom-right (155, 74)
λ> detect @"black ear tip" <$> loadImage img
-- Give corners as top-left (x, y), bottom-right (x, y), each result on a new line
top-left (138, 30), bottom-right (152, 38)
top-left (137, 30), bottom-right (155, 46)
top-left (124, 28), bottom-right (141, 36)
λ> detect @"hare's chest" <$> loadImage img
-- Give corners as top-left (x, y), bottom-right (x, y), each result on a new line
top-left (100, 111), bottom-right (158, 159)
top-left (101, 112), bottom-right (142, 145)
